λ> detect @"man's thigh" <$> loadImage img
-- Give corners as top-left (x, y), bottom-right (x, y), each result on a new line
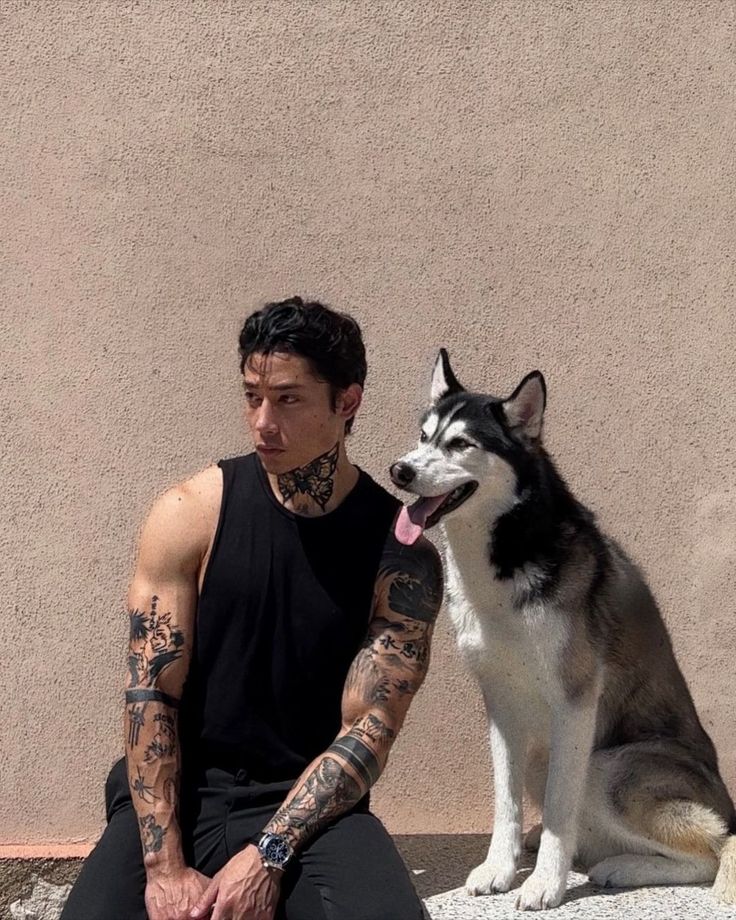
top-left (279, 811), bottom-right (426, 920)
top-left (60, 758), bottom-right (231, 920)
top-left (59, 800), bottom-right (147, 920)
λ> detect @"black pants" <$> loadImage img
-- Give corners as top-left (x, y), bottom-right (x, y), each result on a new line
top-left (61, 757), bottom-right (426, 920)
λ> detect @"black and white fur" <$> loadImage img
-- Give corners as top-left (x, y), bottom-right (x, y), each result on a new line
top-left (390, 350), bottom-right (736, 911)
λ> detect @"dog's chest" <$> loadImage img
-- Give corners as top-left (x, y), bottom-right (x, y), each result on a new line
top-left (439, 517), bottom-right (559, 683)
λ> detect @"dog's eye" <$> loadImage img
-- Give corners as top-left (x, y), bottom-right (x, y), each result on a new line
top-left (419, 431), bottom-right (428, 442)
top-left (448, 438), bottom-right (472, 451)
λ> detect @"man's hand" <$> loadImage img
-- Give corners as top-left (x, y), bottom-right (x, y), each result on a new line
top-left (190, 845), bottom-right (281, 920)
top-left (145, 864), bottom-right (211, 920)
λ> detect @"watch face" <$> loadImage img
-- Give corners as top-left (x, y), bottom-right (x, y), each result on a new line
top-left (263, 835), bottom-right (290, 866)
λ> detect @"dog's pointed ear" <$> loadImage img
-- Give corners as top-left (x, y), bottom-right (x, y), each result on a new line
top-left (501, 371), bottom-right (546, 441)
top-left (431, 348), bottom-right (464, 404)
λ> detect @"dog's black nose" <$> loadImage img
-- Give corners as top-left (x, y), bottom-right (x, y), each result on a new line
top-left (390, 462), bottom-right (415, 487)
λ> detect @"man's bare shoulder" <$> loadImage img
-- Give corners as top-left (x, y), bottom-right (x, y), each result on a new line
top-left (176, 464), bottom-right (223, 513)
top-left (138, 465), bottom-right (223, 578)
top-left (151, 464), bottom-right (222, 520)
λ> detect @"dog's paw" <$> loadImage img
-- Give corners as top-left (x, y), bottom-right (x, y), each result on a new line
top-left (465, 858), bottom-right (518, 895)
top-left (523, 823), bottom-right (543, 853)
top-left (588, 856), bottom-right (638, 888)
top-left (514, 870), bottom-right (566, 911)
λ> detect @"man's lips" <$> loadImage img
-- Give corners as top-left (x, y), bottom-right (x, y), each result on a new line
top-left (256, 445), bottom-right (284, 454)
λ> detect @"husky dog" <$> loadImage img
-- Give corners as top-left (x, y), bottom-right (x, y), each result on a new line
top-left (389, 349), bottom-right (736, 911)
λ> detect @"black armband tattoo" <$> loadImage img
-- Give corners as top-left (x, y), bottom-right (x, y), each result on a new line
top-left (125, 688), bottom-right (180, 709)
top-left (327, 734), bottom-right (381, 787)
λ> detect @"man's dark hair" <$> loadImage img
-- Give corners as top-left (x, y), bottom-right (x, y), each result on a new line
top-left (238, 296), bottom-right (367, 434)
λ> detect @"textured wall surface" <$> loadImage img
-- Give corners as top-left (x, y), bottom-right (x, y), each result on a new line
top-left (1, 0), bottom-right (735, 846)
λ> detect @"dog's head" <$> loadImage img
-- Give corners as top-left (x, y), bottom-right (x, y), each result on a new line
top-left (390, 349), bottom-right (546, 544)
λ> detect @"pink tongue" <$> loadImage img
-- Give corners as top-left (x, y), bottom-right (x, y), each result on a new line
top-left (395, 493), bottom-right (449, 545)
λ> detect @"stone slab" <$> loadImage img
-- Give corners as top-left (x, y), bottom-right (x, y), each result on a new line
top-left (5, 838), bottom-right (736, 919)
top-left (394, 835), bottom-right (736, 919)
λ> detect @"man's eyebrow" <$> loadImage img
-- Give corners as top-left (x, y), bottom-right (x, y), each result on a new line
top-left (242, 381), bottom-right (304, 391)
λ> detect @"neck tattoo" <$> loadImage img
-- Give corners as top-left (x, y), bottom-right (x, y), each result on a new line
top-left (277, 442), bottom-right (340, 511)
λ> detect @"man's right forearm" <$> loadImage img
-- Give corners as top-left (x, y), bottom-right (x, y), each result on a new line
top-left (125, 594), bottom-right (190, 872)
top-left (124, 691), bottom-right (185, 870)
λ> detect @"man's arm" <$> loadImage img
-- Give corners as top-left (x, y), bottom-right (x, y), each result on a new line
top-left (261, 531), bottom-right (444, 851)
top-left (190, 530), bottom-right (443, 920)
top-left (124, 470), bottom-right (218, 919)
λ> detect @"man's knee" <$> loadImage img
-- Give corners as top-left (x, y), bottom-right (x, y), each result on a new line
top-left (346, 901), bottom-right (426, 920)
top-left (331, 880), bottom-right (425, 920)
top-left (60, 804), bottom-right (146, 920)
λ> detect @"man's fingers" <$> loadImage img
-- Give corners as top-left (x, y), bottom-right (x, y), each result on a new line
top-left (190, 878), bottom-right (219, 918)
top-left (194, 870), bottom-right (212, 889)
top-left (209, 895), bottom-right (228, 920)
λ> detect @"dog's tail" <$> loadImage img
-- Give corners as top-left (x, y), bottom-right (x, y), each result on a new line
top-left (713, 833), bottom-right (736, 904)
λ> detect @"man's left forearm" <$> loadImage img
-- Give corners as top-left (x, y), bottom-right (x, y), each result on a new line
top-left (261, 533), bottom-right (441, 857)
top-left (261, 711), bottom-right (396, 853)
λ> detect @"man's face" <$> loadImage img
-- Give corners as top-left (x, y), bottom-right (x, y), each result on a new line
top-left (242, 351), bottom-right (358, 473)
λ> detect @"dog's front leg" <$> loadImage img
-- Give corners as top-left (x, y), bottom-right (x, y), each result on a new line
top-left (515, 695), bottom-right (597, 911)
top-left (466, 698), bottom-right (528, 896)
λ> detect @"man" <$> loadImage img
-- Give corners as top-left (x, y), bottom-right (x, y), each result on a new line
top-left (61, 296), bottom-right (442, 920)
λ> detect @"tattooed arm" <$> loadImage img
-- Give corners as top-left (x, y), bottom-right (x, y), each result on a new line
top-left (191, 531), bottom-right (443, 919)
top-left (261, 531), bottom-right (444, 852)
top-left (124, 470), bottom-right (219, 920)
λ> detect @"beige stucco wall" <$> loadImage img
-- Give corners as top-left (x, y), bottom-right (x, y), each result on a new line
top-left (2, 0), bottom-right (735, 848)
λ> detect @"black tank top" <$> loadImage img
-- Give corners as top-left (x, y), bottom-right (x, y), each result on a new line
top-left (179, 452), bottom-right (401, 782)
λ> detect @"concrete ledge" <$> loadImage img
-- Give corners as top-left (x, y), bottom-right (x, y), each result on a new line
top-left (394, 835), bottom-right (736, 919)
top-left (5, 837), bottom-right (736, 919)
top-left (0, 859), bottom-right (82, 920)
top-left (0, 846), bottom-right (92, 860)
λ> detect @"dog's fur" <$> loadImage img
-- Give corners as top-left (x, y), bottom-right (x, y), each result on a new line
top-left (390, 350), bottom-right (736, 911)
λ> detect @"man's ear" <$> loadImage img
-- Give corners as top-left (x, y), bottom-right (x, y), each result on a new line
top-left (501, 371), bottom-right (547, 441)
top-left (336, 383), bottom-right (363, 423)
top-left (430, 348), bottom-right (464, 404)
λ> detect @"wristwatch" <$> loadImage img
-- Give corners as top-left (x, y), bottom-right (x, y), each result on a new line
top-left (252, 831), bottom-right (294, 871)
